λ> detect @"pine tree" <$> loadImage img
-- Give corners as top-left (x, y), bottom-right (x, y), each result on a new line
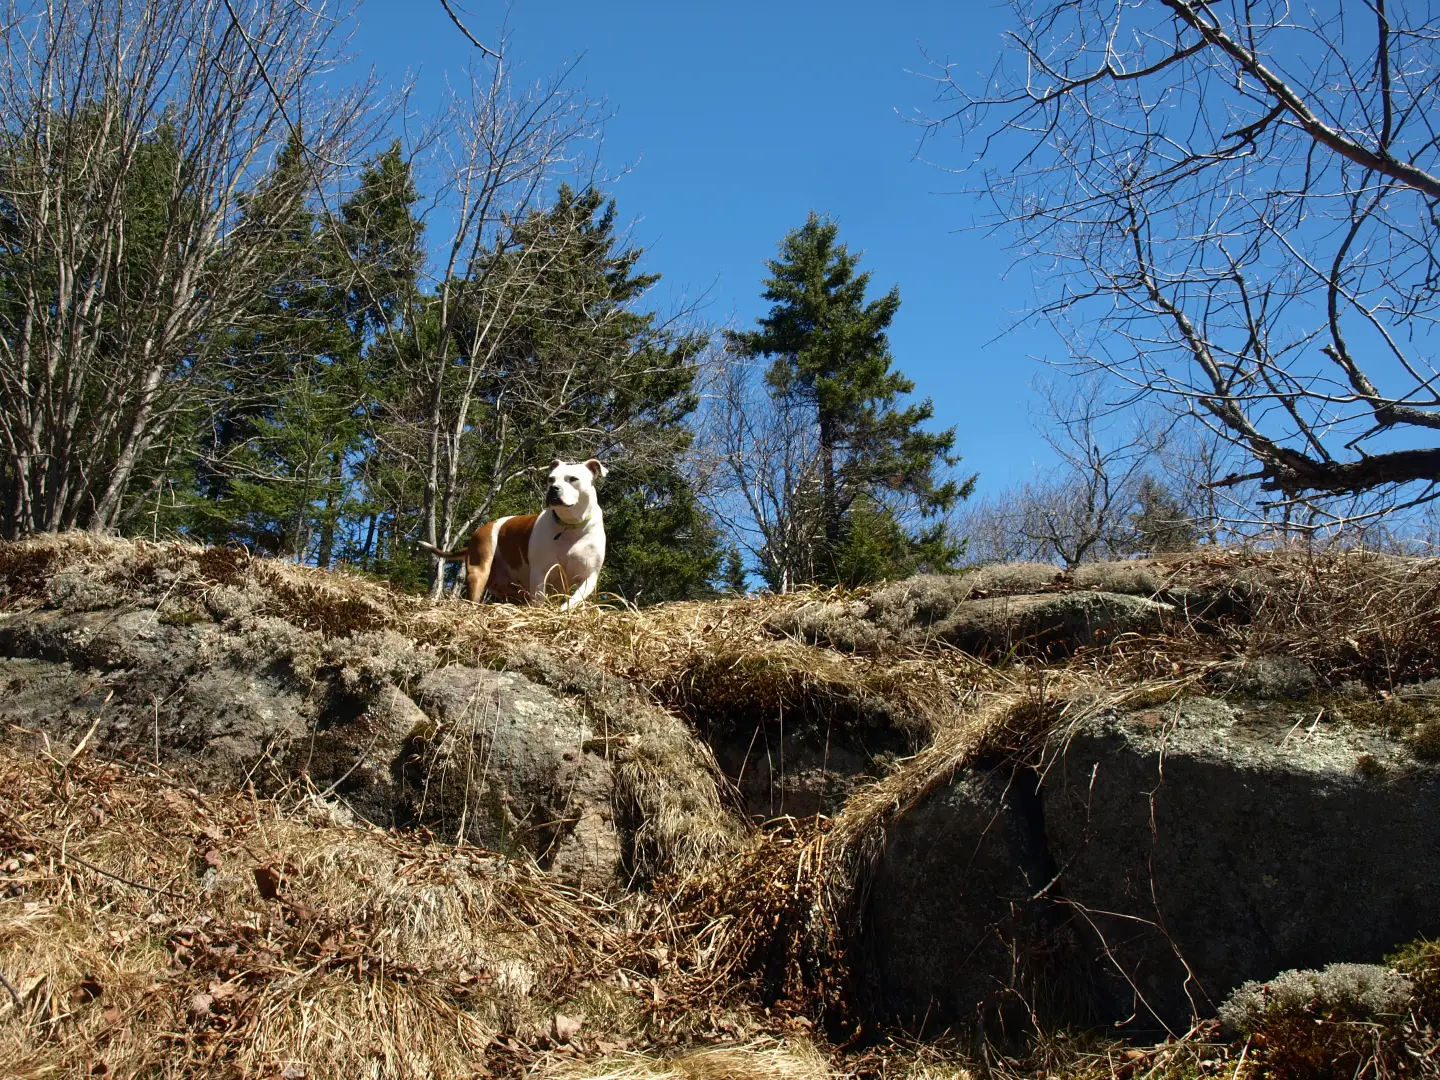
top-left (374, 185), bottom-right (727, 603)
top-left (728, 212), bottom-right (972, 586)
top-left (186, 130), bottom-right (346, 557)
top-left (493, 188), bottom-right (727, 603)
top-left (1129, 475), bottom-right (1197, 554)
top-left (600, 463), bottom-right (724, 604)
top-left (325, 142), bottom-right (424, 574)
top-left (719, 547), bottom-right (749, 595)
top-left (185, 139), bottom-right (423, 564)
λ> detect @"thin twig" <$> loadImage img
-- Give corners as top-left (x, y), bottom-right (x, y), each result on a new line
top-left (439, 0), bottom-right (502, 59)
top-left (0, 809), bottom-right (191, 901)
top-left (0, 965), bottom-right (22, 1010)
top-left (61, 851), bottom-right (190, 901)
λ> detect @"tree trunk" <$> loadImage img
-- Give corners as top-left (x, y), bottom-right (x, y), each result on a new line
top-left (819, 410), bottom-right (840, 559)
top-left (315, 453), bottom-right (342, 569)
top-left (359, 511), bottom-right (378, 570)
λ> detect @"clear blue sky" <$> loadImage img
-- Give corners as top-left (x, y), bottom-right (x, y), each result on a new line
top-left (347, 0), bottom-right (1062, 495)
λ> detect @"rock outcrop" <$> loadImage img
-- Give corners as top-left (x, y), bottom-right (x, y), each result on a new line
top-left (0, 604), bottom-right (624, 886)
top-left (862, 696), bottom-right (1440, 1035)
top-left (11, 535), bottom-right (1440, 1054)
top-left (772, 562), bottom-right (1181, 657)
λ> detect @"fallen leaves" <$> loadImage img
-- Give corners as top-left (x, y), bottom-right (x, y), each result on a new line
top-left (553, 1012), bottom-right (583, 1044)
top-left (252, 864), bottom-right (282, 901)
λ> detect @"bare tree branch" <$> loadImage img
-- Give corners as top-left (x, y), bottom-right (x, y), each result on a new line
top-left (438, 0), bottom-right (502, 61)
top-left (926, 0), bottom-right (1440, 513)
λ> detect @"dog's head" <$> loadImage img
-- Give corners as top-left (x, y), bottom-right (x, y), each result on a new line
top-left (545, 458), bottom-right (608, 518)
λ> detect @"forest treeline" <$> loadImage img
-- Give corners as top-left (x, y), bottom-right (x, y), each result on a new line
top-left (0, 0), bottom-right (1271, 605)
top-left (0, 0), bottom-right (999, 603)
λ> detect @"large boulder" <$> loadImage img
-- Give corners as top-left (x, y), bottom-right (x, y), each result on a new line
top-left (396, 665), bottom-right (621, 880)
top-left (861, 764), bottom-right (1066, 1039)
top-left (861, 696), bottom-right (1440, 1036)
top-left (0, 608), bottom-right (314, 783)
top-left (936, 591), bottom-right (1171, 656)
top-left (774, 574), bottom-right (1171, 658)
top-left (0, 605), bottom-right (623, 886)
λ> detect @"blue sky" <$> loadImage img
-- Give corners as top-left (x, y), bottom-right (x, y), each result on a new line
top-left (347, 0), bottom-right (1062, 495)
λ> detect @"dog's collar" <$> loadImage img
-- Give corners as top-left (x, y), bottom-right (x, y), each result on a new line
top-left (552, 510), bottom-right (592, 539)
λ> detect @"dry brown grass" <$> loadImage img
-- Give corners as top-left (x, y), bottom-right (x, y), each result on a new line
top-left (0, 534), bottom-right (959, 714)
top-left (547, 1038), bottom-right (833, 1080)
top-left (652, 687), bottom-right (1046, 1024)
top-left (9, 534), bottom-right (1440, 1078)
top-left (1227, 550), bottom-right (1440, 687)
top-left (0, 742), bottom-right (656, 1077)
top-left (0, 742), bottom-right (891, 1080)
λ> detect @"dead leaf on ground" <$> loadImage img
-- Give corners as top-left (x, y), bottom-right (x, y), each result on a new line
top-left (253, 865), bottom-right (282, 901)
top-left (71, 978), bottom-right (102, 1004)
top-left (553, 1013), bottom-right (583, 1043)
top-left (208, 979), bottom-right (238, 1000)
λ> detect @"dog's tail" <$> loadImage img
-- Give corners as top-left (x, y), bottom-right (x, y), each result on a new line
top-left (417, 540), bottom-right (469, 561)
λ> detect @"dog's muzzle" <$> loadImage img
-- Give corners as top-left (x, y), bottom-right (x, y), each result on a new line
top-left (546, 486), bottom-right (566, 507)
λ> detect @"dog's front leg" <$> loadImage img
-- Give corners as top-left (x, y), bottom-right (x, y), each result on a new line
top-left (530, 562), bottom-right (562, 604)
top-left (559, 571), bottom-right (598, 612)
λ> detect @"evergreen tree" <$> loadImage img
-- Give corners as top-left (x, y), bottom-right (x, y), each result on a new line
top-left (719, 547), bottom-right (749, 596)
top-left (378, 185), bottom-right (727, 603)
top-left (184, 132), bottom-right (349, 557)
top-left (600, 463), bottom-right (724, 604)
top-left (1129, 475), bottom-right (1197, 554)
top-left (325, 142), bottom-right (424, 574)
top-left (492, 188), bottom-right (726, 603)
top-left (728, 212), bottom-right (972, 586)
top-left (184, 139), bottom-right (423, 564)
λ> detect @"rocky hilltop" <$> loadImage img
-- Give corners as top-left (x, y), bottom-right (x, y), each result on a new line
top-left (3, 534), bottom-right (1439, 1077)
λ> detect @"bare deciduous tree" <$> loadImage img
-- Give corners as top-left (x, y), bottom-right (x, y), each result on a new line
top-left (961, 379), bottom-right (1171, 566)
top-left (695, 351), bottom-right (826, 592)
top-left (398, 62), bottom-right (600, 594)
top-left (0, 0), bottom-right (370, 537)
top-left (928, 0), bottom-right (1440, 525)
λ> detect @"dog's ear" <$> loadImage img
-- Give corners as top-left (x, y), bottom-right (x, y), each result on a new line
top-left (549, 458), bottom-right (562, 471)
top-left (584, 458), bottom-right (608, 480)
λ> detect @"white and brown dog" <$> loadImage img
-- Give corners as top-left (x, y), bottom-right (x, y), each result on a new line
top-left (419, 459), bottom-right (608, 610)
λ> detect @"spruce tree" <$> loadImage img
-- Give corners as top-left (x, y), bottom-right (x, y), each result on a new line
top-left (1128, 475), bottom-right (1197, 554)
top-left (186, 140), bottom-right (423, 565)
top-left (187, 131), bottom-right (348, 558)
top-left (499, 188), bottom-right (726, 602)
top-left (326, 142), bottom-right (424, 575)
top-left (381, 185), bottom-right (727, 602)
top-left (728, 212), bottom-right (971, 586)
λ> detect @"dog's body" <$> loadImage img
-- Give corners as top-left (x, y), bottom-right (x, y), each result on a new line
top-left (419, 459), bottom-right (608, 610)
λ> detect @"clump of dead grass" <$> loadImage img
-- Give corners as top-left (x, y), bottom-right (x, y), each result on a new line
top-left (1177, 548), bottom-right (1440, 688)
top-left (671, 642), bottom-right (945, 740)
top-left (610, 701), bottom-right (746, 882)
top-left (547, 1038), bottom-right (833, 1080)
top-left (0, 744), bottom-right (643, 1078)
top-left (653, 686), bottom-right (1061, 1027)
top-left (0, 743), bottom-right (854, 1079)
